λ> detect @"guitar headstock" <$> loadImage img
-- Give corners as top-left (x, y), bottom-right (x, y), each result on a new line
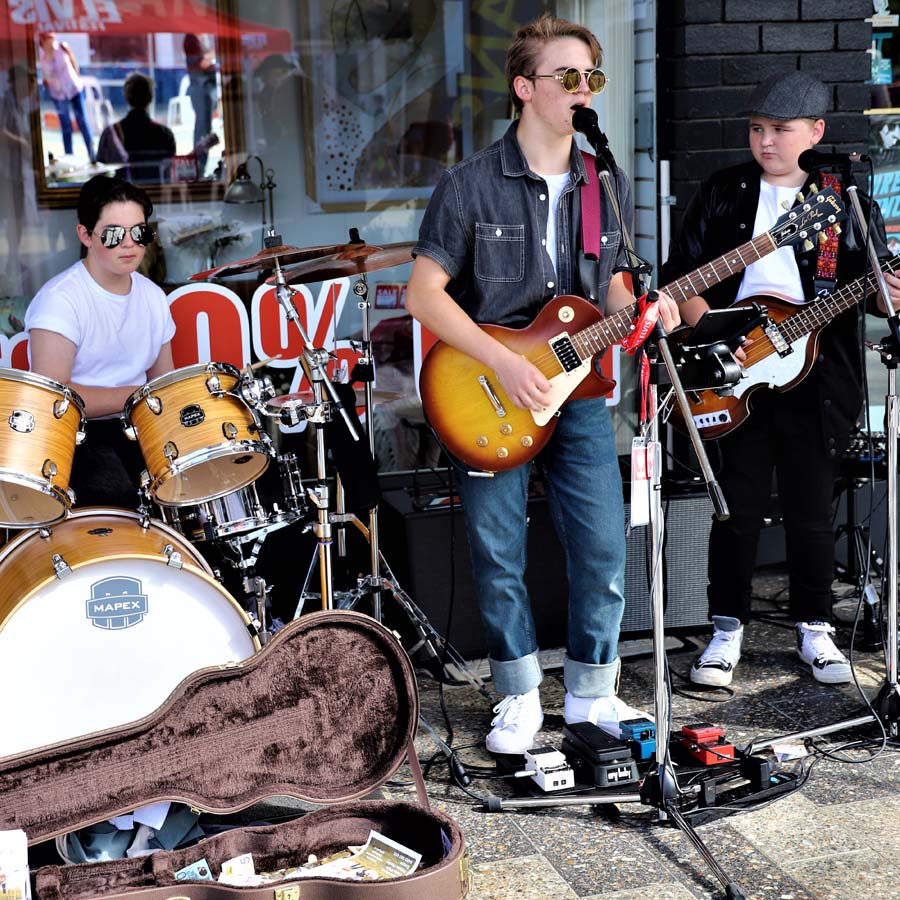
top-left (769, 186), bottom-right (847, 250)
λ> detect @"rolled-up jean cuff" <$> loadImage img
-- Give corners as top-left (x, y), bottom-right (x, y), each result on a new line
top-left (564, 656), bottom-right (621, 697)
top-left (489, 650), bottom-right (543, 696)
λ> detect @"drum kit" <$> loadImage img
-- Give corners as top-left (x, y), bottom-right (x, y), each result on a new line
top-left (0, 231), bottom-right (485, 761)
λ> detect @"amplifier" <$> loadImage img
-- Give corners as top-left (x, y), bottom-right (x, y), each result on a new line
top-left (378, 486), bottom-right (712, 659)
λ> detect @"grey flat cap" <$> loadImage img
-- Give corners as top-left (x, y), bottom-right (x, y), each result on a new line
top-left (747, 71), bottom-right (829, 119)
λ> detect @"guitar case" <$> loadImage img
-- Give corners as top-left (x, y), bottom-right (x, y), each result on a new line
top-left (0, 610), bottom-right (469, 899)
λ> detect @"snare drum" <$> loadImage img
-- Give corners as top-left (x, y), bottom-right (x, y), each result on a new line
top-left (160, 453), bottom-right (306, 542)
top-left (124, 363), bottom-right (270, 507)
top-left (0, 368), bottom-right (85, 527)
top-left (0, 508), bottom-right (259, 758)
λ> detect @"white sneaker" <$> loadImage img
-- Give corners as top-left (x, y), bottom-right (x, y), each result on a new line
top-left (564, 692), bottom-right (653, 739)
top-left (691, 617), bottom-right (743, 687)
top-left (796, 621), bottom-right (852, 684)
top-left (485, 688), bottom-right (543, 754)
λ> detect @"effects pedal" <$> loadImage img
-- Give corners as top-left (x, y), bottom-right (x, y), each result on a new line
top-left (619, 717), bottom-right (656, 761)
top-left (523, 747), bottom-right (575, 792)
top-left (561, 721), bottom-right (638, 787)
top-left (679, 722), bottom-right (736, 766)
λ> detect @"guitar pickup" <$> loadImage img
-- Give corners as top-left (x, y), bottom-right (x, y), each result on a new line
top-left (549, 334), bottom-right (583, 373)
top-left (763, 319), bottom-right (792, 357)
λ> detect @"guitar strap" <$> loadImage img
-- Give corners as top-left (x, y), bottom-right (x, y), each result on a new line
top-left (813, 172), bottom-right (841, 296)
top-left (580, 149), bottom-right (602, 258)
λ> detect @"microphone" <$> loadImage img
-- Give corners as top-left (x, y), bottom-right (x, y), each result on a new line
top-left (798, 148), bottom-right (870, 171)
top-left (571, 106), bottom-right (615, 172)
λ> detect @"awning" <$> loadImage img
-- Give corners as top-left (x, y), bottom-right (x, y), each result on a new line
top-left (1, 0), bottom-right (292, 59)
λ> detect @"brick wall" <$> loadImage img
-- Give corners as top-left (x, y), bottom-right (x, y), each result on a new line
top-left (659, 0), bottom-right (873, 230)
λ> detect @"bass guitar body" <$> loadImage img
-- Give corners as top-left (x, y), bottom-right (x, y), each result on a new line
top-left (673, 294), bottom-right (821, 441)
top-left (420, 295), bottom-right (615, 472)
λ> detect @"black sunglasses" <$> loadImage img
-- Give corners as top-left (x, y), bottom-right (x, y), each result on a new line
top-left (91, 223), bottom-right (155, 248)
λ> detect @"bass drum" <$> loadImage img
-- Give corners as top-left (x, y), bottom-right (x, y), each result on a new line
top-left (0, 508), bottom-right (259, 759)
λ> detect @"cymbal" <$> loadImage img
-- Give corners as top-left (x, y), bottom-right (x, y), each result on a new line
top-left (268, 388), bottom-right (404, 410)
top-left (269, 242), bottom-right (416, 285)
top-left (188, 244), bottom-right (343, 281)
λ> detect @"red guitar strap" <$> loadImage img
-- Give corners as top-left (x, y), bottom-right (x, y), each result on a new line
top-left (580, 150), bottom-right (601, 257)
top-left (813, 172), bottom-right (841, 295)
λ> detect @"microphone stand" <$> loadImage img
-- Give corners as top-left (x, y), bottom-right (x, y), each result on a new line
top-left (748, 178), bottom-right (900, 752)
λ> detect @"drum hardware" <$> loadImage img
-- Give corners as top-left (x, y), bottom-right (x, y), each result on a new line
top-left (268, 228), bottom-right (488, 700)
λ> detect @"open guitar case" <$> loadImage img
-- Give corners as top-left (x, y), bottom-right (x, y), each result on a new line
top-left (0, 610), bottom-right (470, 899)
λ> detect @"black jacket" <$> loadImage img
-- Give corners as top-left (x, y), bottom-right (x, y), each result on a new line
top-left (661, 160), bottom-right (890, 455)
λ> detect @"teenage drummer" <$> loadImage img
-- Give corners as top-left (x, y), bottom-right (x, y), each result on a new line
top-left (25, 175), bottom-right (175, 508)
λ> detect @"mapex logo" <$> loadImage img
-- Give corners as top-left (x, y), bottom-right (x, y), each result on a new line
top-left (85, 576), bottom-right (149, 630)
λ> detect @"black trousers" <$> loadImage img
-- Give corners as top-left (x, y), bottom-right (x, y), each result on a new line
top-left (70, 418), bottom-right (147, 510)
top-left (707, 379), bottom-right (841, 625)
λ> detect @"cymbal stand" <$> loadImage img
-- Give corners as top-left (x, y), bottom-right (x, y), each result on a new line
top-left (269, 259), bottom-right (360, 610)
top-left (325, 264), bottom-right (491, 698)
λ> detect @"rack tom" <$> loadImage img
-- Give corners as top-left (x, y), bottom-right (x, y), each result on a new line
top-left (124, 362), bottom-right (270, 507)
top-left (0, 368), bottom-right (85, 526)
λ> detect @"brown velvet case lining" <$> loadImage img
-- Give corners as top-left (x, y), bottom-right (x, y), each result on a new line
top-left (33, 801), bottom-right (465, 900)
top-left (0, 611), bottom-right (419, 842)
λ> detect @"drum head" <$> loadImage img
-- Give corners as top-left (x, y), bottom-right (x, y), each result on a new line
top-left (0, 475), bottom-right (67, 526)
top-left (152, 446), bottom-right (270, 506)
top-left (0, 555), bottom-right (258, 758)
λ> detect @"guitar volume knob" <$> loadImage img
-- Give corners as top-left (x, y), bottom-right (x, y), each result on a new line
top-left (499, 423), bottom-right (513, 435)
top-left (521, 435), bottom-right (534, 448)
top-left (476, 436), bottom-right (489, 448)
top-left (496, 447), bottom-right (509, 459)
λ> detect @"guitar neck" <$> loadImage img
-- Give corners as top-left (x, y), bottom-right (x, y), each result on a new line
top-left (776, 255), bottom-right (900, 342)
top-left (573, 232), bottom-right (777, 355)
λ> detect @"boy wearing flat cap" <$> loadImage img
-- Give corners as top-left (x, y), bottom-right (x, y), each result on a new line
top-left (662, 71), bottom-right (900, 687)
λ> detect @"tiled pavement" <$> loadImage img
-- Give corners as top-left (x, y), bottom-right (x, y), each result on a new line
top-left (387, 569), bottom-right (900, 900)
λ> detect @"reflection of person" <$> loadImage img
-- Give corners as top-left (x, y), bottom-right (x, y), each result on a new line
top-left (97, 72), bottom-right (176, 182)
top-left (38, 31), bottom-right (96, 164)
top-left (183, 34), bottom-right (218, 175)
top-left (252, 54), bottom-right (296, 153)
top-left (0, 65), bottom-right (39, 293)
top-left (662, 72), bottom-right (900, 687)
top-left (25, 176), bottom-right (175, 508)
top-left (406, 15), bottom-right (680, 754)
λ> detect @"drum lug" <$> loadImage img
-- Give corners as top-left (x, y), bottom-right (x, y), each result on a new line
top-left (41, 459), bottom-right (58, 481)
top-left (39, 527), bottom-right (52, 539)
top-left (75, 427), bottom-right (86, 445)
top-left (51, 553), bottom-right (72, 579)
top-left (123, 424), bottom-right (138, 441)
top-left (206, 374), bottom-right (222, 394)
top-left (163, 545), bottom-right (184, 569)
top-left (53, 397), bottom-right (70, 418)
top-left (8, 409), bottom-right (35, 433)
top-left (66, 487), bottom-right (77, 506)
top-left (164, 441), bottom-right (179, 461)
top-left (145, 395), bottom-right (162, 415)
top-left (140, 470), bottom-right (152, 490)
top-left (222, 422), bottom-right (238, 439)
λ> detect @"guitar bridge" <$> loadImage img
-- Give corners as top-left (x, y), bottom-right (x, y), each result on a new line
top-left (550, 334), bottom-right (582, 372)
top-left (763, 319), bottom-right (792, 358)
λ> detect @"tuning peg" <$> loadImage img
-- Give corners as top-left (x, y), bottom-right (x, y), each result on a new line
top-left (808, 182), bottom-right (819, 194)
top-left (833, 223), bottom-right (842, 235)
top-left (795, 191), bottom-right (806, 204)
top-left (803, 238), bottom-right (815, 251)
top-left (781, 199), bottom-right (792, 211)
top-left (818, 231), bottom-right (828, 244)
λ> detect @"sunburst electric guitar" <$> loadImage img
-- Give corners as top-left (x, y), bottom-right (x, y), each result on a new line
top-left (419, 188), bottom-right (845, 472)
top-left (668, 254), bottom-right (900, 441)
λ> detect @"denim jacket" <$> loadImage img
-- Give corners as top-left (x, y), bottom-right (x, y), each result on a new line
top-left (414, 121), bottom-right (633, 328)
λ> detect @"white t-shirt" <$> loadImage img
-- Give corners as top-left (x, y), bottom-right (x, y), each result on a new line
top-left (25, 260), bottom-right (176, 389)
top-left (736, 179), bottom-right (805, 304)
top-left (544, 171), bottom-right (571, 282)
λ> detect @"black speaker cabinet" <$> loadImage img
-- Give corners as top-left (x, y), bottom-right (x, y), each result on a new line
top-left (379, 486), bottom-right (712, 660)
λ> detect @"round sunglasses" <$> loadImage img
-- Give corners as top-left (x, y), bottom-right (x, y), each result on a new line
top-left (528, 67), bottom-right (608, 95)
top-left (91, 223), bottom-right (156, 248)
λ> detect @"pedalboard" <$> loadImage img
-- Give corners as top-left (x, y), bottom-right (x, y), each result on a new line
top-left (561, 721), bottom-right (638, 787)
top-left (679, 722), bottom-right (736, 766)
top-left (619, 717), bottom-right (657, 761)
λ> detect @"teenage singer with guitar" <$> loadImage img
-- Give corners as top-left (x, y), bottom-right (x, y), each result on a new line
top-left (662, 72), bottom-right (900, 688)
top-left (407, 14), bottom-right (680, 754)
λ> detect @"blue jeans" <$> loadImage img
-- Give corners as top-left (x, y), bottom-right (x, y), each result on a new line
top-left (54, 90), bottom-right (95, 162)
top-left (455, 397), bottom-right (625, 698)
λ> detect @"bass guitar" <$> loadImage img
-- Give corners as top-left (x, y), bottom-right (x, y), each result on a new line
top-left (669, 254), bottom-right (900, 441)
top-left (420, 189), bottom-right (845, 472)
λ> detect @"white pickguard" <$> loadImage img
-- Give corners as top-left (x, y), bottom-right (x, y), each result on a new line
top-left (732, 333), bottom-right (811, 399)
top-left (532, 359), bottom-right (592, 427)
